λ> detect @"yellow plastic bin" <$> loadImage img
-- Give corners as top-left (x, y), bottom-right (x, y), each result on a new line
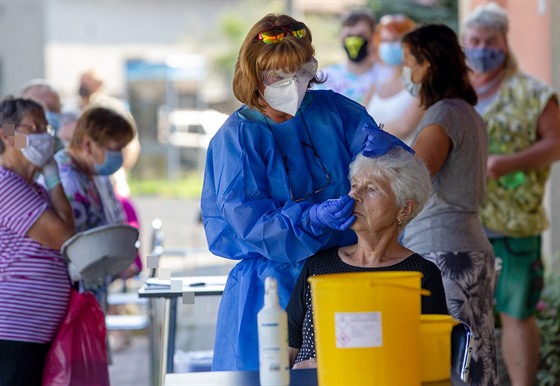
top-left (309, 271), bottom-right (425, 386)
top-left (419, 314), bottom-right (459, 382)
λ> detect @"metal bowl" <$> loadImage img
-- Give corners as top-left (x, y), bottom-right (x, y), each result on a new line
top-left (62, 224), bottom-right (139, 281)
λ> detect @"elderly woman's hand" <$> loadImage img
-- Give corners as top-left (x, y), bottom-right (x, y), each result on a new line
top-left (292, 357), bottom-right (317, 369)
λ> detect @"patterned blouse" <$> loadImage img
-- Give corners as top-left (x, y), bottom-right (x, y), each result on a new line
top-left (479, 71), bottom-right (557, 237)
top-left (314, 62), bottom-right (390, 105)
top-left (55, 151), bottom-right (106, 232)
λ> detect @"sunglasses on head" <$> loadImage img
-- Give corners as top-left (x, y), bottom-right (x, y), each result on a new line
top-left (256, 22), bottom-right (307, 44)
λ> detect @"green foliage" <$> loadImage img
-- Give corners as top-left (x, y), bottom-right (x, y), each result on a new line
top-left (212, 0), bottom-right (287, 76)
top-left (213, 15), bottom-right (247, 75)
top-left (129, 173), bottom-right (203, 198)
top-left (366, 0), bottom-right (459, 32)
top-left (536, 255), bottom-right (560, 385)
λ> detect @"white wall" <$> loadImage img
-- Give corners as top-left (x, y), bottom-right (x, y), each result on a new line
top-left (0, 2), bottom-right (46, 95)
top-left (2, 0), bottom-right (284, 100)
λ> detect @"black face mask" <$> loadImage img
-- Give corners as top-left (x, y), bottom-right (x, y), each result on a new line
top-left (78, 85), bottom-right (91, 98)
top-left (343, 35), bottom-right (369, 63)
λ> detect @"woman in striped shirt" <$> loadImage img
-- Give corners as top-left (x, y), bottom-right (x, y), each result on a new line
top-left (0, 97), bottom-right (75, 386)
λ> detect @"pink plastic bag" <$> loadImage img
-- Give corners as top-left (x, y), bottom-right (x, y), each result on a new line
top-left (42, 290), bottom-right (110, 386)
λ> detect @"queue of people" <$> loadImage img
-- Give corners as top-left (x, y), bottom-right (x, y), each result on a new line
top-left (0, 98), bottom-right (75, 386)
top-left (1, 72), bottom-right (142, 385)
top-left (1, 3), bottom-right (558, 386)
top-left (463, 4), bottom-right (560, 385)
top-left (201, 6), bottom-right (558, 386)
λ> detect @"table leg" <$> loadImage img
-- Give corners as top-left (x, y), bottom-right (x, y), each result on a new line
top-left (160, 298), bottom-right (170, 385)
top-left (159, 297), bottom-right (178, 385)
top-left (167, 297), bottom-right (177, 374)
top-left (148, 298), bottom-right (158, 386)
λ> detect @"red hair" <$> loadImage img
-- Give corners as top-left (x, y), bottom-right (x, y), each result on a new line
top-left (373, 14), bottom-right (416, 48)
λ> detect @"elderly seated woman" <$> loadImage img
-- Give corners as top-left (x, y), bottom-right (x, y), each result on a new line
top-left (286, 142), bottom-right (448, 369)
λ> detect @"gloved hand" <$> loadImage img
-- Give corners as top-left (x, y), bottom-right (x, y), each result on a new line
top-left (309, 195), bottom-right (355, 232)
top-left (362, 122), bottom-right (414, 158)
top-left (42, 157), bottom-right (61, 190)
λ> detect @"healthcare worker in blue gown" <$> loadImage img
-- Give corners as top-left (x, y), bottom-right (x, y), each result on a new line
top-left (201, 13), bottom-right (383, 371)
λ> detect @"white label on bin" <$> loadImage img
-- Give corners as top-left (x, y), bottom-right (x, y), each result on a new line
top-left (334, 312), bottom-right (382, 348)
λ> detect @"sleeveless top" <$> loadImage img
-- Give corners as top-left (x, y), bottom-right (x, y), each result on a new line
top-left (366, 88), bottom-right (417, 145)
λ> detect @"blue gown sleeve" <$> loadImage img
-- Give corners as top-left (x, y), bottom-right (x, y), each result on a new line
top-left (201, 91), bottom-right (375, 264)
top-left (202, 117), bottom-right (327, 264)
top-left (287, 259), bottom-right (312, 349)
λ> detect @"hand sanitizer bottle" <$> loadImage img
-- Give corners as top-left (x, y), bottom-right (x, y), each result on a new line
top-left (258, 277), bottom-right (290, 386)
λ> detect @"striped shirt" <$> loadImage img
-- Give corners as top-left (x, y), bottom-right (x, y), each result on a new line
top-left (0, 167), bottom-right (71, 343)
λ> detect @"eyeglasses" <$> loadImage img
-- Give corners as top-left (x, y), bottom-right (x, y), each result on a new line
top-left (261, 58), bottom-right (318, 87)
top-left (256, 22), bottom-right (307, 44)
top-left (287, 151), bottom-right (332, 202)
top-left (17, 122), bottom-right (52, 135)
top-left (264, 113), bottom-right (333, 202)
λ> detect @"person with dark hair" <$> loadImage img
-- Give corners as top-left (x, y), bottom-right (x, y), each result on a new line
top-left (463, 4), bottom-right (560, 385)
top-left (314, 7), bottom-right (390, 104)
top-left (0, 97), bottom-right (75, 386)
top-left (201, 13), bottom-right (382, 371)
top-left (400, 24), bottom-right (497, 385)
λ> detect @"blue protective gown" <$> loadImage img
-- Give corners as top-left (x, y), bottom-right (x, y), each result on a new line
top-left (201, 90), bottom-right (377, 371)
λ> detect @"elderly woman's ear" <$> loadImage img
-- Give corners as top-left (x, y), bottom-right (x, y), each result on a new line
top-left (0, 129), bottom-right (16, 152)
top-left (398, 199), bottom-right (416, 225)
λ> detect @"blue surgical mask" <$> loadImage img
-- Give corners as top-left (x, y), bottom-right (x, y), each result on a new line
top-left (378, 42), bottom-right (403, 66)
top-left (465, 47), bottom-right (506, 73)
top-left (94, 149), bottom-right (123, 175)
top-left (45, 111), bottom-right (62, 134)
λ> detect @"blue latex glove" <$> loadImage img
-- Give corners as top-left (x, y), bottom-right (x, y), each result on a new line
top-left (362, 122), bottom-right (414, 158)
top-left (309, 195), bottom-right (356, 232)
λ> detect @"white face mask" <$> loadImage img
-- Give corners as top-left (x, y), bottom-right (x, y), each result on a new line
top-left (263, 79), bottom-right (309, 116)
top-left (401, 66), bottom-right (421, 98)
top-left (21, 132), bottom-right (55, 167)
top-left (262, 58), bottom-right (318, 116)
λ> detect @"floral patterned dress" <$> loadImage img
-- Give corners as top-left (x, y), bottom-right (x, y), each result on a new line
top-left (55, 151), bottom-right (106, 232)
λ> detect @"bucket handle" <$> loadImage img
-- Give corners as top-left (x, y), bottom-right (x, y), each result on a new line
top-left (368, 282), bottom-right (431, 296)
